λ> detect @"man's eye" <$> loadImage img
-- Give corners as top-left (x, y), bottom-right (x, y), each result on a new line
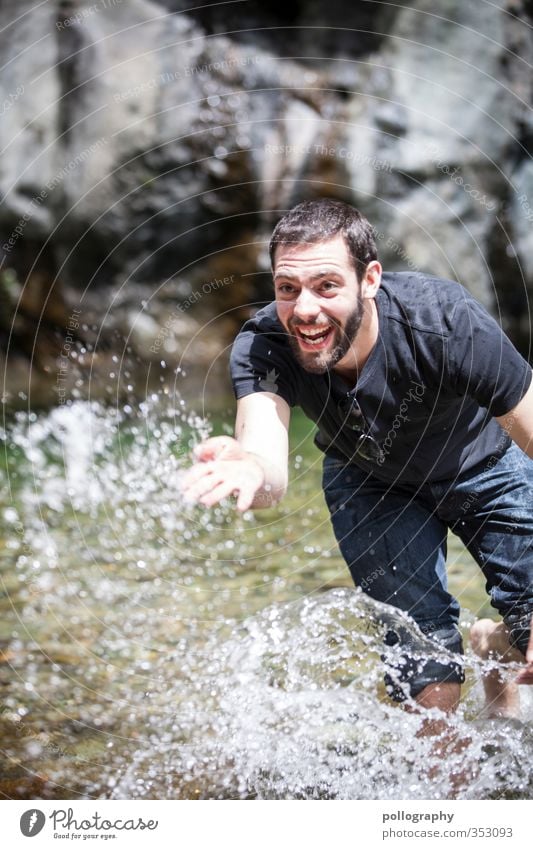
top-left (321, 281), bottom-right (337, 291)
top-left (277, 284), bottom-right (296, 294)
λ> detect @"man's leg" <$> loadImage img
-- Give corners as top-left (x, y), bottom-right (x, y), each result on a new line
top-left (415, 681), bottom-right (461, 712)
top-left (322, 455), bottom-right (465, 711)
top-left (439, 442), bottom-right (533, 716)
top-left (470, 620), bottom-right (522, 717)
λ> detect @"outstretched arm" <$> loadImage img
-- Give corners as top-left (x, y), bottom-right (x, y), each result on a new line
top-left (181, 392), bottom-right (290, 511)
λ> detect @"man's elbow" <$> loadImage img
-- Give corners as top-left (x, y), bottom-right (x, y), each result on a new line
top-left (496, 377), bottom-right (533, 456)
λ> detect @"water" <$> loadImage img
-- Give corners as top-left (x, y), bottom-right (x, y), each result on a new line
top-left (1, 399), bottom-right (532, 799)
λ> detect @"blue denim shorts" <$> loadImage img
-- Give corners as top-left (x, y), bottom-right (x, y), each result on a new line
top-left (322, 442), bottom-right (533, 701)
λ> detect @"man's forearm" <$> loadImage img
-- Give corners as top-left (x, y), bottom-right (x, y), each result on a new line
top-left (233, 392), bottom-right (291, 509)
top-left (496, 376), bottom-right (533, 459)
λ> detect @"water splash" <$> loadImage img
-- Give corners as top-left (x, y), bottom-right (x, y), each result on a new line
top-left (1, 402), bottom-right (532, 800)
top-left (98, 589), bottom-right (532, 800)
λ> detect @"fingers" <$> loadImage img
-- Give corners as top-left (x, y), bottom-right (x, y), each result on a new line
top-left (516, 619), bottom-right (533, 681)
top-left (180, 461), bottom-right (258, 509)
top-left (193, 436), bottom-right (238, 462)
top-left (198, 480), bottom-right (242, 509)
top-left (181, 464), bottom-right (221, 504)
top-left (180, 451), bottom-right (265, 511)
top-left (515, 664), bottom-right (533, 685)
top-left (181, 468), bottom-right (255, 511)
top-left (526, 624), bottom-right (533, 663)
top-left (236, 483), bottom-right (259, 512)
top-left (180, 461), bottom-right (215, 492)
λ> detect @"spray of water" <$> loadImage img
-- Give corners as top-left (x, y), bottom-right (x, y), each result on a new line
top-left (1, 401), bottom-right (532, 799)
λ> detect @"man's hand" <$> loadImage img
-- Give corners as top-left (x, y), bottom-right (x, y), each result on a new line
top-left (181, 393), bottom-right (290, 512)
top-left (515, 623), bottom-right (533, 684)
top-left (181, 436), bottom-right (267, 512)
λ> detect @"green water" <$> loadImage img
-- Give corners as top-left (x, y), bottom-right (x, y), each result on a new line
top-left (0, 403), bottom-right (505, 799)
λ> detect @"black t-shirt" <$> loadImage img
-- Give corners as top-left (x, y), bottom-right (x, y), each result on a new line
top-left (230, 272), bottom-right (532, 484)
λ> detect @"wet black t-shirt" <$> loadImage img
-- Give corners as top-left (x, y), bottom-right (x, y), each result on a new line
top-left (230, 272), bottom-right (532, 484)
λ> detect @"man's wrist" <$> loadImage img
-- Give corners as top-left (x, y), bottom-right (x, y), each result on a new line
top-left (242, 450), bottom-right (268, 481)
top-left (241, 450), bottom-right (287, 506)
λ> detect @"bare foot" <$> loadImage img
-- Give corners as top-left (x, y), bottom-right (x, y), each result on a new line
top-left (470, 619), bottom-right (522, 718)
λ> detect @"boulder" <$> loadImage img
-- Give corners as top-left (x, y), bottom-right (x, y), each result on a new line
top-left (0, 0), bottom-right (531, 407)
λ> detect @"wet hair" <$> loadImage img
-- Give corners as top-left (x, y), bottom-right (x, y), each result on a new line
top-left (269, 198), bottom-right (378, 277)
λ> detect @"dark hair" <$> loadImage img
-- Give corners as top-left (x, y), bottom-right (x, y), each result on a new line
top-left (269, 198), bottom-right (378, 277)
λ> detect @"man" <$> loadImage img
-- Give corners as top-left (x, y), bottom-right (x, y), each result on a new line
top-left (183, 198), bottom-right (533, 717)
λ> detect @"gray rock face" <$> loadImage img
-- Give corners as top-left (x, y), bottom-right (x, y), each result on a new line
top-left (337, 0), bottom-right (533, 308)
top-left (0, 0), bottom-right (531, 406)
top-left (509, 159), bottom-right (533, 287)
top-left (0, 1), bottom-right (62, 240)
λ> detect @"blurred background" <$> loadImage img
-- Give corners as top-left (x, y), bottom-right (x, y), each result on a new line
top-left (1, 0), bottom-right (533, 802)
top-left (1, 0), bottom-right (532, 409)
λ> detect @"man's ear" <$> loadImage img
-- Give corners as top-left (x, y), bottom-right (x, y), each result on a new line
top-left (360, 260), bottom-right (382, 298)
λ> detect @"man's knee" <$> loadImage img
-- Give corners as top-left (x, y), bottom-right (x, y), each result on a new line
top-left (470, 617), bottom-right (525, 662)
top-left (382, 622), bottom-right (465, 703)
top-left (470, 618), bottom-right (500, 657)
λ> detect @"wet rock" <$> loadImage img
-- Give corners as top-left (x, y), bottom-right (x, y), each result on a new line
top-left (0, 0), bottom-right (531, 408)
top-left (339, 0), bottom-right (533, 308)
top-left (509, 160), bottom-right (533, 287)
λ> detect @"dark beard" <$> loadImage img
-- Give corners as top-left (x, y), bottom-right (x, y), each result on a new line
top-left (287, 297), bottom-right (365, 374)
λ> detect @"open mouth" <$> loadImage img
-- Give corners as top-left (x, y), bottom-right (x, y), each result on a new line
top-left (293, 324), bottom-right (334, 350)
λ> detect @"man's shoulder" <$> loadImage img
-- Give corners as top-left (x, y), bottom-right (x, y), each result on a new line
top-left (230, 302), bottom-right (302, 406)
top-left (231, 302), bottom-right (291, 365)
top-left (236, 302), bottom-right (283, 335)
top-left (380, 271), bottom-right (467, 337)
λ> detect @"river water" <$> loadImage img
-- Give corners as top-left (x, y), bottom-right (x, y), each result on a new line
top-left (1, 398), bottom-right (532, 799)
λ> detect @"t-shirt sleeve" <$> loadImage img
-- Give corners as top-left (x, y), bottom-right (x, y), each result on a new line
top-left (448, 295), bottom-right (532, 416)
top-left (230, 319), bottom-right (300, 407)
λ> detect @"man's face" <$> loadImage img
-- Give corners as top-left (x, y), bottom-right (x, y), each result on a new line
top-left (273, 234), bottom-right (366, 374)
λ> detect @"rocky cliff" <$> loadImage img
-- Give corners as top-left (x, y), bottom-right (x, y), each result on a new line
top-left (1, 0), bottom-right (531, 406)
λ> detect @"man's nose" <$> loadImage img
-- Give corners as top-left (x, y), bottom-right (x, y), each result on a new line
top-left (293, 288), bottom-right (320, 321)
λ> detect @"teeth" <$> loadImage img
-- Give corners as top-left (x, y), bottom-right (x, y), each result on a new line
top-left (303, 335), bottom-right (327, 345)
top-left (298, 326), bottom-right (330, 338)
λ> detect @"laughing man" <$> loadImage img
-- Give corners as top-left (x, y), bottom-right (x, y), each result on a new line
top-left (183, 199), bottom-right (533, 717)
